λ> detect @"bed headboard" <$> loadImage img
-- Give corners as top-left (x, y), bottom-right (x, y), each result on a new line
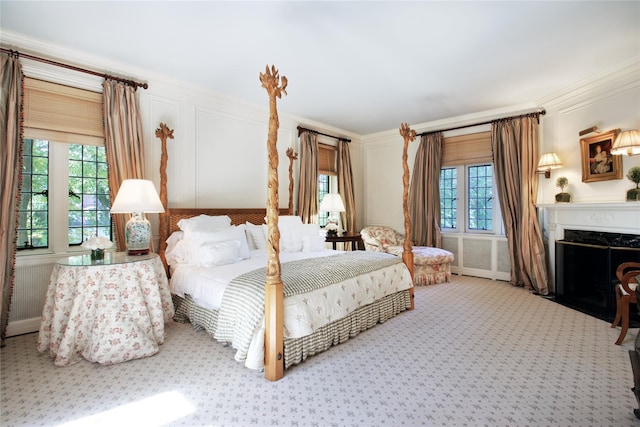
top-left (167, 208), bottom-right (290, 235)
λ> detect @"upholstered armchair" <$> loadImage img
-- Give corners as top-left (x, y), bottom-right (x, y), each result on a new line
top-left (360, 225), bottom-right (454, 286)
top-left (360, 226), bottom-right (405, 252)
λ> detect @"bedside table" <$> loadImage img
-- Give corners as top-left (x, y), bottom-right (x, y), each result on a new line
top-left (325, 232), bottom-right (364, 250)
top-left (38, 252), bottom-right (174, 366)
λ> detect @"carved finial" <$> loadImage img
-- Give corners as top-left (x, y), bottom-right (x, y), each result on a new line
top-left (260, 65), bottom-right (288, 99)
top-left (286, 147), bottom-right (298, 161)
top-left (155, 123), bottom-right (174, 140)
top-left (399, 122), bottom-right (416, 142)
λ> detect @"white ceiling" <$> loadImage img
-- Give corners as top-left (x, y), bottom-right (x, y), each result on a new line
top-left (1, 1), bottom-right (639, 135)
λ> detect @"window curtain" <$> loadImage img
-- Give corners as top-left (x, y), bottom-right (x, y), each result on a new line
top-left (337, 140), bottom-right (356, 234)
top-left (491, 116), bottom-right (548, 295)
top-left (0, 53), bottom-right (23, 345)
top-left (296, 131), bottom-right (319, 224)
top-left (409, 132), bottom-right (443, 247)
top-left (103, 80), bottom-right (146, 251)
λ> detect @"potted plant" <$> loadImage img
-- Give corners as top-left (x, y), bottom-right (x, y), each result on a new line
top-left (555, 176), bottom-right (571, 203)
top-left (626, 166), bottom-right (640, 201)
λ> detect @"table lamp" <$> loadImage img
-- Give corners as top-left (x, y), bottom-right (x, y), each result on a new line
top-left (319, 193), bottom-right (345, 236)
top-left (110, 179), bottom-right (165, 255)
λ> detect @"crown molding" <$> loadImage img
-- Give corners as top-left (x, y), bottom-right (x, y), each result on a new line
top-left (536, 56), bottom-right (640, 111)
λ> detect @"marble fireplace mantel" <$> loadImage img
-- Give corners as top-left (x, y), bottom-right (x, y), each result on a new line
top-left (538, 202), bottom-right (640, 293)
top-left (539, 202), bottom-right (640, 238)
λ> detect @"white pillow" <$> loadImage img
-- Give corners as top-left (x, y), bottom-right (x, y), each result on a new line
top-left (164, 231), bottom-right (185, 265)
top-left (302, 234), bottom-right (326, 252)
top-left (280, 226), bottom-right (304, 252)
top-left (264, 215), bottom-right (303, 227)
top-left (185, 224), bottom-right (250, 260)
top-left (245, 222), bottom-right (266, 250)
top-left (280, 223), bottom-right (321, 253)
top-left (177, 214), bottom-right (232, 232)
top-left (197, 240), bottom-right (241, 266)
top-left (164, 231), bottom-right (184, 264)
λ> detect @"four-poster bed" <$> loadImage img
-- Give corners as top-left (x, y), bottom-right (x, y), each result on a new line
top-left (156, 66), bottom-right (415, 381)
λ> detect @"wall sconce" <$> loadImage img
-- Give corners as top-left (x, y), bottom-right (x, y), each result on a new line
top-left (611, 129), bottom-right (640, 156)
top-left (110, 179), bottom-right (165, 255)
top-left (537, 152), bottom-right (563, 179)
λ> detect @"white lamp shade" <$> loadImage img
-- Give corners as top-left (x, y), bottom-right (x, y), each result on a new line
top-left (611, 130), bottom-right (640, 156)
top-left (110, 179), bottom-right (165, 214)
top-left (537, 152), bottom-right (563, 170)
top-left (319, 193), bottom-right (346, 213)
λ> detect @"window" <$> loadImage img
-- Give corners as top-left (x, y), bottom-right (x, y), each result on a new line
top-left (439, 167), bottom-right (457, 230)
top-left (20, 78), bottom-right (108, 253)
top-left (318, 143), bottom-right (337, 228)
top-left (467, 165), bottom-right (493, 231)
top-left (318, 174), bottom-right (330, 227)
top-left (67, 144), bottom-right (111, 245)
top-left (18, 139), bottom-right (49, 249)
top-left (439, 163), bottom-right (499, 234)
top-left (17, 139), bottom-right (111, 251)
top-left (439, 131), bottom-right (502, 234)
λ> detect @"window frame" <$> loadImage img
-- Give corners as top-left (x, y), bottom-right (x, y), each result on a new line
top-left (440, 163), bottom-right (504, 236)
top-left (318, 174), bottom-right (338, 228)
top-left (17, 139), bottom-right (112, 256)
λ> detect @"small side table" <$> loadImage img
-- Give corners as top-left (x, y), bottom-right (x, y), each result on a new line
top-left (325, 232), bottom-right (364, 250)
top-left (38, 252), bottom-right (174, 366)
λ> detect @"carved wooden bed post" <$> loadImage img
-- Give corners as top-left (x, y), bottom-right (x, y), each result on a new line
top-left (286, 147), bottom-right (298, 215)
top-left (260, 65), bottom-right (287, 381)
top-left (155, 122), bottom-right (174, 271)
top-left (399, 123), bottom-right (416, 310)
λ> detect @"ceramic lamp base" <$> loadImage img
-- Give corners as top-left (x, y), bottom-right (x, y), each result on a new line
top-left (125, 212), bottom-right (151, 255)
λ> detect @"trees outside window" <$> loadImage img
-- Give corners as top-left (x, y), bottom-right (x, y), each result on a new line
top-left (18, 139), bottom-right (111, 251)
top-left (439, 164), bottom-right (501, 234)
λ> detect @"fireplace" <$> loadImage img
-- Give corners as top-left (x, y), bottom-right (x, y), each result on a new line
top-left (555, 230), bottom-right (640, 323)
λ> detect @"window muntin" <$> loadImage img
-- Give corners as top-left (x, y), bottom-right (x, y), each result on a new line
top-left (439, 167), bottom-right (457, 229)
top-left (68, 144), bottom-right (111, 245)
top-left (18, 139), bottom-right (111, 252)
top-left (467, 165), bottom-right (493, 231)
top-left (18, 139), bottom-right (49, 249)
top-left (318, 174), bottom-right (330, 227)
top-left (439, 163), bottom-right (499, 234)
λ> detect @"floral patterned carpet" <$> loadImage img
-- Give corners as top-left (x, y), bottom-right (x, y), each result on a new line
top-left (2, 274), bottom-right (638, 426)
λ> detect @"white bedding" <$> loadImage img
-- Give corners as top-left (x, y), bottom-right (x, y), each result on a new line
top-left (168, 238), bottom-right (413, 370)
top-left (170, 248), bottom-right (412, 339)
top-left (170, 249), bottom-right (339, 311)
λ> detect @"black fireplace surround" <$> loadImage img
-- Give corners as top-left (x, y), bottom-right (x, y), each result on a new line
top-left (555, 230), bottom-right (640, 323)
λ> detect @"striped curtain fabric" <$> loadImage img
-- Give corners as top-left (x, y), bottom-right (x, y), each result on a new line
top-left (296, 131), bottom-right (319, 224)
top-left (103, 80), bottom-right (146, 252)
top-left (409, 132), bottom-right (443, 247)
top-left (491, 116), bottom-right (548, 295)
top-left (337, 140), bottom-right (356, 234)
top-left (0, 53), bottom-right (23, 345)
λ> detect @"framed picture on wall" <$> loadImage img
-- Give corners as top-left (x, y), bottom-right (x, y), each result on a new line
top-left (580, 129), bottom-right (622, 183)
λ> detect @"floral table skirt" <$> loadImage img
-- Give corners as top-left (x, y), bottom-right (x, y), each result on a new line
top-left (38, 253), bottom-right (174, 366)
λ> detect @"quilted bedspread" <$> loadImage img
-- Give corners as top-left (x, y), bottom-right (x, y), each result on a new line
top-left (213, 251), bottom-right (410, 363)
